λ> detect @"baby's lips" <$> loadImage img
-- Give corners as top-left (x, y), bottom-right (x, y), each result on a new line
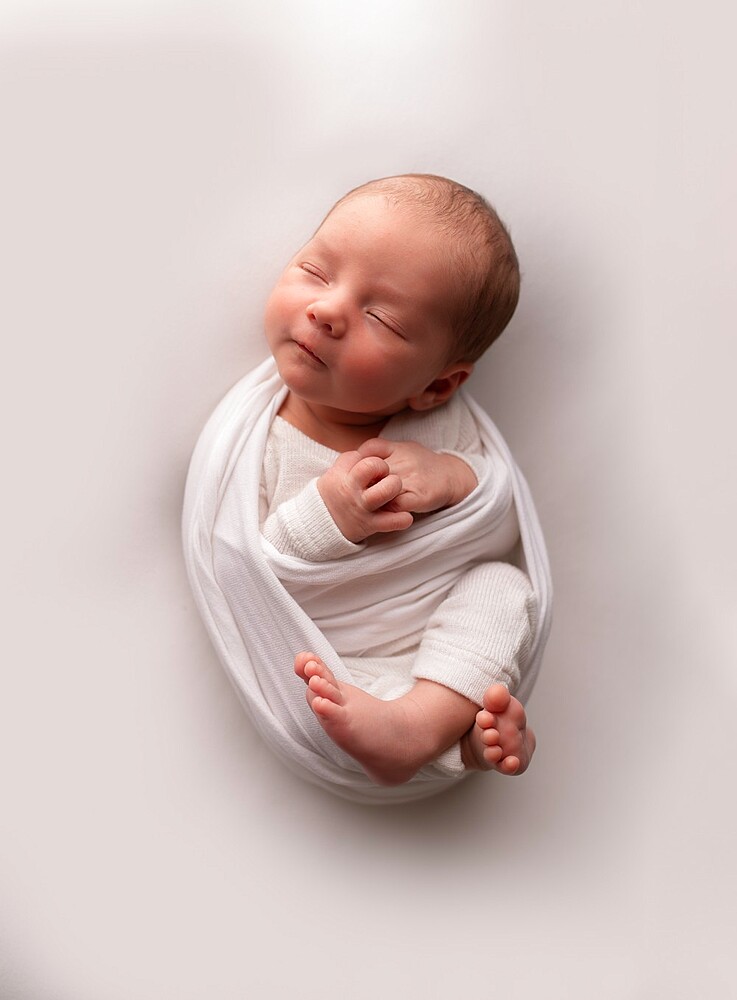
top-left (295, 338), bottom-right (326, 365)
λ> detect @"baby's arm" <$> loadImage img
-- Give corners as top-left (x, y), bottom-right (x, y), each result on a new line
top-left (265, 440), bottom-right (477, 555)
top-left (262, 450), bottom-right (413, 558)
top-left (356, 438), bottom-right (478, 514)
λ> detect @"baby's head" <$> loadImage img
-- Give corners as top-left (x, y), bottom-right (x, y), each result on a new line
top-left (320, 174), bottom-right (520, 364)
top-left (265, 174), bottom-right (520, 421)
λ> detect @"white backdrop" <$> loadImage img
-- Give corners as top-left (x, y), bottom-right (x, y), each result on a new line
top-left (2, 3), bottom-right (735, 998)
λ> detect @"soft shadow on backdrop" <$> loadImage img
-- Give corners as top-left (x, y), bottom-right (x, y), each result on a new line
top-left (1, 3), bottom-right (735, 998)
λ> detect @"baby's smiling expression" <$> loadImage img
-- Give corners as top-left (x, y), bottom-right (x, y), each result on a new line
top-left (264, 194), bottom-right (472, 428)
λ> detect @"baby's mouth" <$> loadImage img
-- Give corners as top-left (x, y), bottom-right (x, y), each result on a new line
top-left (295, 340), bottom-right (325, 365)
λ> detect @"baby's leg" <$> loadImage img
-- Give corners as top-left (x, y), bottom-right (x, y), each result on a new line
top-left (412, 562), bottom-right (538, 776)
top-left (460, 685), bottom-right (536, 775)
top-left (413, 562), bottom-right (537, 706)
top-left (294, 652), bottom-right (477, 786)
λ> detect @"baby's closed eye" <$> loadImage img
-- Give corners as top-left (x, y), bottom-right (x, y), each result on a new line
top-left (299, 262), bottom-right (328, 282)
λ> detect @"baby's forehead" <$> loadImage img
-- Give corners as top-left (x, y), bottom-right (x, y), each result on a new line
top-left (326, 189), bottom-right (438, 227)
top-left (313, 201), bottom-right (458, 272)
top-left (315, 193), bottom-right (458, 260)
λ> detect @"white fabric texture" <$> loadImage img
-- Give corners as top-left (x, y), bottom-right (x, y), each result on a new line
top-left (182, 357), bottom-right (553, 804)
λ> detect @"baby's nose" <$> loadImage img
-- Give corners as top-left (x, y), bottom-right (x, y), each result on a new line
top-left (306, 301), bottom-right (345, 337)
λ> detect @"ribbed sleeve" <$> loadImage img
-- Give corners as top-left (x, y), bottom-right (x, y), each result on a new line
top-left (262, 477), bottom-right (364, 561)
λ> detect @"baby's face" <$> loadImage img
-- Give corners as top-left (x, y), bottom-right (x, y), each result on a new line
top-left (264, 194), bottom-right (461, 421)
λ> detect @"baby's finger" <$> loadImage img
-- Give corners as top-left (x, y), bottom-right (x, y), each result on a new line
top-left (383, 490), bottom-right (447, 515)
top-left (363, 473), bottom-right (403, 511)
top-left (332, 450), bottom-right (363, 474)
top-left (347, 456), bottom-right (391, 490)
top-left (357, 438), bottom-right (395, 460)
top-left (369, 510), bottom-right (414, 534)
top-left (381, 490), bottom-right (420, 513)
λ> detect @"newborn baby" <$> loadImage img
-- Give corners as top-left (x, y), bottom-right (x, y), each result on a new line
top-left (259, 173), bottom-right (539, 786)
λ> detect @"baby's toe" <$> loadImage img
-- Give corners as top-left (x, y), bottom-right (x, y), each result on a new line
top-left (482, 684), bottom-right (511, 715)
top-left (483, 745), bottom-right (504, 765)
top-left (294, 651), bottom-right (318, 680)
top-left (308, 672), bottom-right (343, 704)
top-left (311, 694), bottom-right (343, 721)
top-left (304, 656), bottom-right (338, 685)
top-left (475, 708), bottom-right (495, 730)
top-left (481, 727), bottom-right (500, 746)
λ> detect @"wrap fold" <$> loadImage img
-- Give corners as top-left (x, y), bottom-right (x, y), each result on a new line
top-left (182, 357), bottom-right (552, 804)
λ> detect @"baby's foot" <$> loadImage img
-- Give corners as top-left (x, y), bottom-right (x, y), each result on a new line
top-left (294, 652), bottom-right (433, 786)
top-left (460, 684), bottom-right (536, 775)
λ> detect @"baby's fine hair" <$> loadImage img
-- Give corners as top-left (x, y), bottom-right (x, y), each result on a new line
top-left (328, 173), bottom-right (520, 363)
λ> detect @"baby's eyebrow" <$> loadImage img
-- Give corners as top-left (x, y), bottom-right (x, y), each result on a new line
top-left (304, 234), bottom-right (331, 258)
top-left (372, 284), bottom-right (410, 308)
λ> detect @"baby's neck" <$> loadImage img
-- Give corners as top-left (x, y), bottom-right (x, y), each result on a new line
top-left (278, 393), bottom-right (396, 451)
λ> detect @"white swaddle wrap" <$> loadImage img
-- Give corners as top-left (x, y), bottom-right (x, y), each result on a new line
top-left (182, 357), bottom-right (552, 804)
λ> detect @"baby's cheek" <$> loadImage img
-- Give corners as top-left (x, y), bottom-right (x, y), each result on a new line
top-left (264, 279), bottom-right (302, 324)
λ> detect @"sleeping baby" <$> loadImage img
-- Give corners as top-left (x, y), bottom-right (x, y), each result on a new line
top-left (259, 174), bottom-right (541, 786)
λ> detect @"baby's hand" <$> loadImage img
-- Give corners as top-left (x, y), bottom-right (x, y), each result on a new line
top-left (317, 451), bottom-right (415, 543)
top-left (356, 439), bottom-right (477, 514)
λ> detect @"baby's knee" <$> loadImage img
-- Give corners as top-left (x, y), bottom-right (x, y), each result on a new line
top-left (454, 562), bottom-right (536, 621)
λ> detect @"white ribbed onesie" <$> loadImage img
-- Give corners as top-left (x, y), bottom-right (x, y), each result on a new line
top-left (259, 393), bottom-right (538, 709)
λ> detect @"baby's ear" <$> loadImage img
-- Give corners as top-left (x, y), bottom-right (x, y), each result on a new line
top-left (408, 363), bottom-right (474, 412)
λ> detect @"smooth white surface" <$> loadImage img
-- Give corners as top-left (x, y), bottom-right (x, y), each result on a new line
top-left (1, 3), bottom-right (735, 998)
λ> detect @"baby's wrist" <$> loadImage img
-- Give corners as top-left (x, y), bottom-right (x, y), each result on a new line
top-left (441, 453), bottom-right (478, 506)
top-left (316, 475), bottom-right (364, 543)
